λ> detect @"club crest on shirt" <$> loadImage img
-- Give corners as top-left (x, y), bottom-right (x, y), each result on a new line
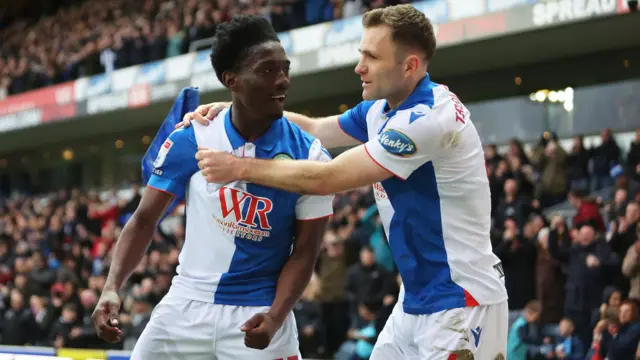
top-left (378, 128), bottom-right (417, 157)
top-left (273, 152), bottom-right (292, 160)
top-left (153, 139), bottom-right (173, 168)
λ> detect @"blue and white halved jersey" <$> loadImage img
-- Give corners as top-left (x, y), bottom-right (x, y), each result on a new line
top-left (147, 108), bottom-right (334, 306)
top-left (339, 74), bottom-right (508, 315)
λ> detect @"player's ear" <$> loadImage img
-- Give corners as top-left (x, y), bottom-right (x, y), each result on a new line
top-left (404, 55), bottom-right (420, 78)
top-left (222, 71), bottom-right (237, 90)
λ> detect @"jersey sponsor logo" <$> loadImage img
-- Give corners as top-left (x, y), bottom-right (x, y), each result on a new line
top-left (153, 139), bottom-right (173, 168)
top-left (373, 182), bottom-right (388, 200)
top-left (378, 129), bottom-right (417, 157)
top-left (273, 152), bottom-right (292, 160)
top-left (214, 187), bottom-right (274, 241)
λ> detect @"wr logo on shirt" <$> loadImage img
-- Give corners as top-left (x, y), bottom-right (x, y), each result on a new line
top-left (219, 187), bottom-right (273, 230)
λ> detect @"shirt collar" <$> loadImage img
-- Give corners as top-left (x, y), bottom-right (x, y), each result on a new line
top-left (224, 106), bottom-right (281, 151)
top-left (383, 73), bottom-right (436, 118)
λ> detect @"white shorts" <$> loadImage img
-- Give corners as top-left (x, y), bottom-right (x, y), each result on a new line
top-left (370, 300), bottom-right (508, 360)
top-left (130, 292), bottom-right (301, 360)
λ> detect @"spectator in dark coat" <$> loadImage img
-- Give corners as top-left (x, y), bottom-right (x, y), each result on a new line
top-left (627, 129), bottom-right (640, 182)
top-left (599, 300), bottom-right (640, 359)
top-left (494, 179), bottom-right (532, 231)
top-left (608, 201), bottom-right (640, 297)
top-left (590, 128), bottom-right (621, 192)
top-left (345, 245), bottom-right (395, 327)
top-left (294, 277), bottom-right (323, 358)
top-left (0, 288), bottom-right (37, 345)
top-left (494, 217), bottom-right (537, 326)
top-left (548, 224), bottom-right (618, 347)
top-left (566, 135), bottom-right (591, 192)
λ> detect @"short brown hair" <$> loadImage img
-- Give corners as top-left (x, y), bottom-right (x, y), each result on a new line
top-left (524, 300), bottom-right (542, 314)
top-left (362, 4), bottom-right (436, 61)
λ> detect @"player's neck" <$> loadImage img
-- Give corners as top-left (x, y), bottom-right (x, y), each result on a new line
top-left (229, 103), bottom-right (273, 142)
top-left (385, 76), bottom-right (422, 111)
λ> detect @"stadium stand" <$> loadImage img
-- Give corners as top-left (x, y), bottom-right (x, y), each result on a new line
top-left (0, 131), bottom-right (639, 359)
top-left (0, 0), bottom-right (403, 98)
top-left (1, 0), bottom-right (640, 359)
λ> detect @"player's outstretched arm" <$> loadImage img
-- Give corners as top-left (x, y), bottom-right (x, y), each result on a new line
top-left (196, 144), bottom-right (394, 195)
top-left (92, 188), bottom-right (173, 342)
top-left (179, 103), bottom-right (360, 149)
top-left (241, 217), bottom-right (329, 349)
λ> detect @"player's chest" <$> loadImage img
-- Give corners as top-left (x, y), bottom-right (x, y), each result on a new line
top-left (188, 174), bottom-right (298, 236)
top-left (366, 112), bottom-right (392, 139)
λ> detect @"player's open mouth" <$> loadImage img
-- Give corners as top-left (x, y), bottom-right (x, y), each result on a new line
top-left (271, 95), bottom-right (286, 104)
top-left (362, 81), bottom-right (371, 87)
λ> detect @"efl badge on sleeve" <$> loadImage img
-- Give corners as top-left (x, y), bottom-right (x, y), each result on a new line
top-left (153, 139), bottom-right (174, 168)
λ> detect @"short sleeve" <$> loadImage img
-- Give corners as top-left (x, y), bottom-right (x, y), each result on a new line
top-left (295, 139), bottom-right (335, 220)
top-left (364, 108), bottom-right (444, 180)
top-left (147, 127), bottom-right (199, 198)
top-left (337, 100), bottom-right (375, 143)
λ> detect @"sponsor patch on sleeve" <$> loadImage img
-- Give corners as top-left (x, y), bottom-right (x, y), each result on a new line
top-left (377, 128), bottom-right (417, 157)
top-left (153, 139), bottom-right (174, 168)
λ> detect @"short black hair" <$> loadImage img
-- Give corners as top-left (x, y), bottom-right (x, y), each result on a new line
top-left (210, 15), bottom-right (280, 82)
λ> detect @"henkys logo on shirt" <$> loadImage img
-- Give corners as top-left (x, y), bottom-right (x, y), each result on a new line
top-left (214, 187), bottom-right (273, 241)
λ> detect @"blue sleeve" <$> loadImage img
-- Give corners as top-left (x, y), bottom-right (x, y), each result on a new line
top-left (147, 126), bottom-right (199, 199)
top-left (337, 100), bottom-right (375, 143)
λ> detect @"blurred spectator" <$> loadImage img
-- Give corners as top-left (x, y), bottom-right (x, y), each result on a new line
top-left (608, 201), bottom-right (640, 296)
top-left (566, 135), bottom-right (591, 192)
top-left (294, 275), bottom-right (323, 358)
top-left (494, 217), bottom-right (537, 327)
top-left (120, 293), bottom-right (153, 350)
top-left (590, 128), bottom-right (621, 192)
top-left (568, 189), bottom-right (606, 232)
top-left (622, 230), bottom-right (640, 302)
top-left (507, 300), bottom-right (544, 360)
top-left (494, 179), bottom-right (532, 230)
top-left (548, 224), bottom-right (617, 347)
top-left (530, 132), bottom-right (568, 208)
top-left (315, 231), bottom-right (350, 357)
top-left (627, 129), bottom-right (640, 182)
top-left (535, 223), bottom-right (566, 326)
top-left (548, 317), bottom-right (585, 360)
top-left (336, 300), bottom-right (379, 360)
top-left (611, 165), bottom-right (640, 202)
top-left (591, 286), bottom-right (622, 331)
top-left (598, 300), bottom-right (640, 359)
top-left (0, 288), bottom-right (37, 345)
top-left (345, 245), bottom-right (394, 327)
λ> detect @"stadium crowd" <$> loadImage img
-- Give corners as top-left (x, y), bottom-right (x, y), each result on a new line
top-left (0, 0), bottom-right (409, 98)
top-left (0, 128), bottom-right (638, 360)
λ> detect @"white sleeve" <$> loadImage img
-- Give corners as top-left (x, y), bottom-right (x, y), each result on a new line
top-left (295, 139), bottom-right (335, 220)
top-left (364, 106), bottom-right (448, 180)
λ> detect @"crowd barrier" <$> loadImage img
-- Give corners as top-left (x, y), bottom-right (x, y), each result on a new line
top-left (0, 346), bottom-right (320, 360)
top-left (0, 346), bottom-right (129, 360)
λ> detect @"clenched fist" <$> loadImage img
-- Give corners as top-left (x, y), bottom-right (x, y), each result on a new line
top-left (91, 290), bottom-right (123, 343)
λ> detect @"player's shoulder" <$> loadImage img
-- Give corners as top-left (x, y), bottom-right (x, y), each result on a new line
top-left (279, 117), bottom-right (331, 161)
top-left (166, 124), bottom-right (197, 144)
top-left (413, 83), bottom-right (470, 129)
top-left (367, 100), bottom-right (386, 115)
